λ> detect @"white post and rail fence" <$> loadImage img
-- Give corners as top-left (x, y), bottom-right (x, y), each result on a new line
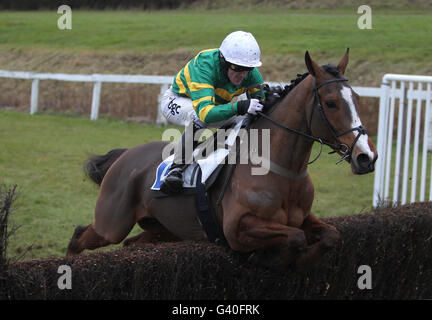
top-left (1, 69), bottom-right (431, 207)
top-left (0, 69), bottom-right (173, 124)
top-left (0, 69), bottom-right (381, 124)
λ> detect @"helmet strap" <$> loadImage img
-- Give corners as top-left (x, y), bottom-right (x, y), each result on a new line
top-left (219, 52), bottom-right (230, 78)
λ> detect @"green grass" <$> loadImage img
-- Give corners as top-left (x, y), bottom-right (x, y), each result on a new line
top-left (0, 111), bottom-right (171, 259)
top-left (0, 110), bottom-right (376, 259)
top-left (0, 9), bottom-right (431, 64)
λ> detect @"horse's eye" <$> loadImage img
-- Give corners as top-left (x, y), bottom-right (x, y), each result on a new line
top-left (325, 100), bottom-right (337, 109)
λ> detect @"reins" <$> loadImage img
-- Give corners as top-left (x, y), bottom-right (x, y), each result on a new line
top-left (256, 112), bottom-right (324, 165)
top-left (251, 76), bottom-right (368, 165)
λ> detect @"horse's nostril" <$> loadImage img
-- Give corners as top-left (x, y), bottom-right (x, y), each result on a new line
top-left (357, 153), bottom-right (370, 165)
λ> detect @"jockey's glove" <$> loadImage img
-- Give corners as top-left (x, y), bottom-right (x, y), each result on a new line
top-left (236, 99), bottom-right (264, 116)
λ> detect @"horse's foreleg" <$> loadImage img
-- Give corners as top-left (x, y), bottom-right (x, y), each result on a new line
top-left (295, 213), bottom-right (340, 268)
top-left (66, 224), bottom-right (112, 256)
top-left (123, 218), bottom-right (181, 247)
top-left (235, 214), bottom-right (307, 249)
top-left (226, 213), bottom-right (307, 268)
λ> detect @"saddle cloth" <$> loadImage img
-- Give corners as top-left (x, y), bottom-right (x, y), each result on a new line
top-left (151, 118), bottom-right (244, 191)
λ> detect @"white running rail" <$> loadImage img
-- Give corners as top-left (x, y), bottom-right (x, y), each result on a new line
top-left (0, 69), bottom-right (381, 125)
top-left (0, 69), bottom-right (173, 124)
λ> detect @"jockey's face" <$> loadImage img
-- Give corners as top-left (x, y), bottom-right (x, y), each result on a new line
top-left (227, 68), bottom-right (249, 86)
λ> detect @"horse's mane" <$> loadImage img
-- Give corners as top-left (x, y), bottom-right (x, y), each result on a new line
top-left (264, 63), bottom-right (341, 110)
top-left (263, 72), bottom-right (309, 110)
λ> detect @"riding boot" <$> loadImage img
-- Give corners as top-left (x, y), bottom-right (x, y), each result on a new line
top-left (160, 162), bottom-right (186, 194)
top-left (160, 121), bottom-right (201, 194)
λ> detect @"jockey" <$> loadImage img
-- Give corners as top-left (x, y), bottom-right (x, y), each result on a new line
top-left (160, 30), bottom-right (265, 194)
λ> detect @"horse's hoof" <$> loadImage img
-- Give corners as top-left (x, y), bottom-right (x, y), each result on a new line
top-left (321, 230), bottom-right (340, 249)
top-left (247, 248), bottom-right (296, 272)
top-left (66, 225), bottom-right (88, 256)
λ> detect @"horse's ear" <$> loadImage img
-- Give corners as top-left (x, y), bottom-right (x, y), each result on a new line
top-left (305, 51), bottom-right (314, 76)
top-left (337, 48), bottom-right (350, 75)
top-left (305, 51), bottom-right (324, 79)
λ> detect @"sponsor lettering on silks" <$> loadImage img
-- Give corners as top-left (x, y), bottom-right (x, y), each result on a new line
top-left (167, 99), bottom-right (181, 115)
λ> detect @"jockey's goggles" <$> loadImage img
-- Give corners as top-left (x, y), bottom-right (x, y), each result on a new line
top-left (228, 63), bottom-right (254, 72)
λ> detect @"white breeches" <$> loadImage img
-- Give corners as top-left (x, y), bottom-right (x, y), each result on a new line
top-left (159, 87), bottom-right (246, 128)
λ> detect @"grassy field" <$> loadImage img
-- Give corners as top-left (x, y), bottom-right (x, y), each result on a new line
top-left (0, 110), bottom-right (377, 259)
top-left (0, 111), bottom-right (170, 259)
top-left (0, 9), bottom-right (431, 64)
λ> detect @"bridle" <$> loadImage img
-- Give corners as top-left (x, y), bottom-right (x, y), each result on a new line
top-left (254, 77), bottom-right (368, 164)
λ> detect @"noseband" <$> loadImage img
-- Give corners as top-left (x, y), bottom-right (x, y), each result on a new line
top-left (256, 77), bottom-right (368, 164)
top-left (311, 77), bottom-right (367, 163)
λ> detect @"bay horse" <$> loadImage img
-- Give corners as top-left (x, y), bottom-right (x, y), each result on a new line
top-left (67, 49), bottom-right (377, 269)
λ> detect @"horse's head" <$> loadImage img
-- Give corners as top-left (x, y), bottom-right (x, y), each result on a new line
top-left (304, 49), bottom-right (378, 174)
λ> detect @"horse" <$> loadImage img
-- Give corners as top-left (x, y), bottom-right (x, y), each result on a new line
top-left (67, 49), bottom-right (378, 269)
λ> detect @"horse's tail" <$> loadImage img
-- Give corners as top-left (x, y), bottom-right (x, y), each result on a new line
top-left (84, 148), bottom-right (128, 186)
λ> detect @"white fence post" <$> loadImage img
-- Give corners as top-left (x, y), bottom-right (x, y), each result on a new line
top-left (157, 84), bottom-right (168, 125)
top-left (30, 78), bottom-right (39, 114)
top-left (373, 74), bottom-right (432, 207)
top-left (90, 81), bottom-right (102, 121)
top-left (373, 79), bottom-right (390, 207)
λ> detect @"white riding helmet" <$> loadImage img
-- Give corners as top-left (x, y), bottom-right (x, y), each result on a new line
top-left (219, 31), bottom-right (262, 68)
